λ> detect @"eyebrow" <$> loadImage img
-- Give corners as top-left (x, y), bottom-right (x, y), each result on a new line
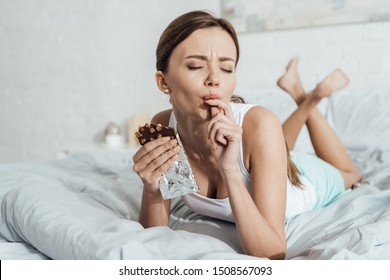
top-left (184, 55), bottom-right (235, 63)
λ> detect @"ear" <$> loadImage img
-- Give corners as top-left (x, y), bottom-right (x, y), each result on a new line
top-left (155, 71), bottom-right (170, 93)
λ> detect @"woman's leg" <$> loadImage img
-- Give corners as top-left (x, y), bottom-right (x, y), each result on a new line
top-left (276, 57), bottom-right (306, 149)
top-left (277, 58), bottom-right (361, 188)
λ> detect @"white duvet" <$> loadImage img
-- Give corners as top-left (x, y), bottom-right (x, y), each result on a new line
top-left (1, 88), bottom-right (390, 260)
top-left (0, 152), bottom-right (258, 260)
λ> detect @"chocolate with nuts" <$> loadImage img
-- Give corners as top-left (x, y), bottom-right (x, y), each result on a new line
top-left (135, 123), bottom-right (176, 146)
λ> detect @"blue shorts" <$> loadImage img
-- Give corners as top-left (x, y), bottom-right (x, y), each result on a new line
top-left (290, 151), bottom-right (346, 209)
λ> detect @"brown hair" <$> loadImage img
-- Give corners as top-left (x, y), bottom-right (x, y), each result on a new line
top-left (156, 11), bottom-right (301, 187)
top-left (286, 143), bottom-right (302, 187)
top-left (156, 10), bottom-right (239, 72)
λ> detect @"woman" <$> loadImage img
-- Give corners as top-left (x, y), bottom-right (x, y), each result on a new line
top-left (132, 10), bottom-right (361, 259)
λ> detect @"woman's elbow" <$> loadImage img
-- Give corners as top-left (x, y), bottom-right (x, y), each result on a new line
top-left (266, 241), bottom-right (286, 260)
top-left (247, 239), bottom-right (287, 260)
top-left (269, 249), bottom-right (286, 260)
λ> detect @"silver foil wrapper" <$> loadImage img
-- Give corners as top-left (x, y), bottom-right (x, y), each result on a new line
top-left (159, 133), bottom-right (199, 200)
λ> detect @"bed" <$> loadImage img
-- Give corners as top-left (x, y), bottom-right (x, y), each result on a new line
top-left (1, 88), bottom-right (390, 260)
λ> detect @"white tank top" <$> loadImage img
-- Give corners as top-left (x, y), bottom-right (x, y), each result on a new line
top-left (169, 103), bottom-right (317, 223)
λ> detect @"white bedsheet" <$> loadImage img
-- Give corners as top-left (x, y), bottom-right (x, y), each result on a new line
top-left (0, 152), bottom-right (259, 260)
top-left (1, 87), bottom-right (389, 260)
top-left (0, 147), bottom-right (389, 260)
top-left (0, 233), bottom-right (48, 260)
top-left (286, 149), bottom-right (390, 259)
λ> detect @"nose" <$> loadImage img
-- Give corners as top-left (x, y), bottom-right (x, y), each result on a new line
top-left (204, 66), bottom-right (220, 87)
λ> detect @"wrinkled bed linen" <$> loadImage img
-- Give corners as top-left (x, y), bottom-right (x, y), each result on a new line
top-left (0, 147), bottom-right (389, 260)
top-left (0, 152), bottom-right (258, 260)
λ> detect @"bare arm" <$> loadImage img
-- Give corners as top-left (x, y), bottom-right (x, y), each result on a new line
top-left (138, 182), bottom-right (171, 227)
top-left (207, 101), bottom-right (287, 259)
top-left (231, 107), bottom-right (287, 259)
top-left (134, 110), bottom-right (177, 228)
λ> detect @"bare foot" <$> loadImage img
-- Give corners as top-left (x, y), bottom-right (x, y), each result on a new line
top-left (312, 69), bottom-right (350, 100)
top-left (277, 57), bottom-right (306, 104)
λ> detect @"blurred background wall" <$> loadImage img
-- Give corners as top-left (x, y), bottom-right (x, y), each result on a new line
top-left (1, 0), bottom-right (389, 162)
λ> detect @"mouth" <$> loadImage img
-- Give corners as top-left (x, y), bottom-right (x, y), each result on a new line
top-left (203, 93), bottom-right (221, 101)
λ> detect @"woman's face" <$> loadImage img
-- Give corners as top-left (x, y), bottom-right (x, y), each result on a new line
top-left (163, 27), bottom-right (237, 121)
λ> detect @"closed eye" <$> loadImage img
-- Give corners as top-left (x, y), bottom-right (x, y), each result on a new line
top-left (187, 66), bottom-right (203, 70)
top-left (221, 68), bottom-right (233, 73)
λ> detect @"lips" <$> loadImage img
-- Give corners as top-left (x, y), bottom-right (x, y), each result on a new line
top-left (203, 93), bottom-right (221, 101)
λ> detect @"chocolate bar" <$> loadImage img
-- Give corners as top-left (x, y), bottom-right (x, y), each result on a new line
top-left (133, 123), bottom-right (199, 200)
top-left (135, 123), bottom-right (176, 146)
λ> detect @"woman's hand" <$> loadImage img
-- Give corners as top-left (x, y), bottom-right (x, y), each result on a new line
top-left (205, 99), bottom-right (242, 172)
top-left (132, 136), bottom-right (180, 193)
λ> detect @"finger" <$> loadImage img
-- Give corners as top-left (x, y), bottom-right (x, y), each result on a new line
top-left (151, 152), bottom-right (180, 178)
top-left (134, 140), bottom-right (178, 174)
top-left (146, 138), bottom-right (178, 164)
top-left (208, 120), bottom-right (232, 147)
top-left (207, 112), bottom-right (235, 135)
top-left (149, 145), bottom-right (181, 174)
top-left (136, 145), bottom-right (180, 181)
top-left (133, 136), bottom-right (174, 162)
top-left (205, 99), bottom-right (234, 120)
top-left (215, 130), bottom-right (228, 146)
top-left (207, 113), bottom-right (220, 149)
top-left (133, 138), bottom-right (178, 172)
top-left (210, 106), bottom-right (220, 118)
top-left (207, 112), bottom-right (235, 148)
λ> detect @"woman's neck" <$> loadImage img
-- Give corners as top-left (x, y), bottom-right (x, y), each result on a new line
top-left (176, 116), bottom-right (213, 162)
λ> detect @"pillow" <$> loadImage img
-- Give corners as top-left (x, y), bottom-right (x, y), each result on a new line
top-left (328, 87), bottom-right (390, 151)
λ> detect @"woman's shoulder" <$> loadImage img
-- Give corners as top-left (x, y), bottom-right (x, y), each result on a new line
top-left (242, 105), bottom-right (283, 147)
top-left (240, 104), bottom-right (285, 176)
top-left (151, 109), bottom-right (173, 127)
top-left (243, 105), bottom-right (281, 128)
